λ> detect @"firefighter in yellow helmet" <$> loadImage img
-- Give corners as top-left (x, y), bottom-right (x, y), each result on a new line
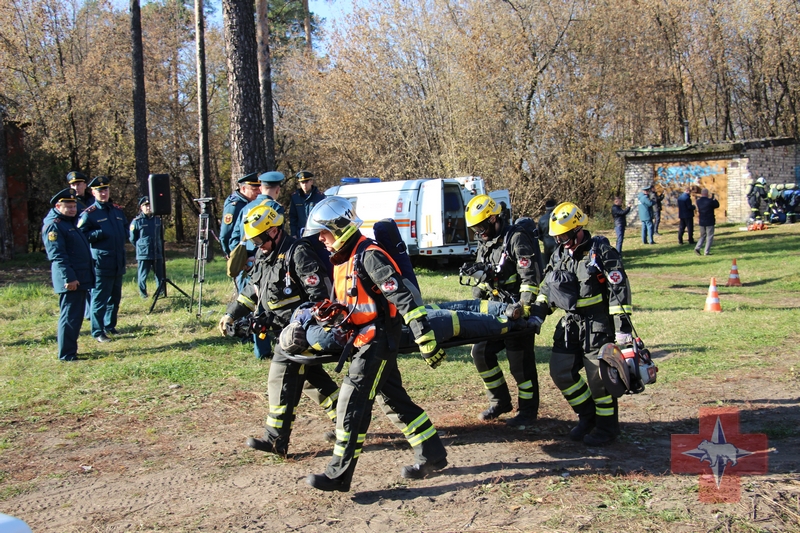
top-left (217, 200), bottom-right (340, 455)
top-left (463, 194), bottom-right (542, 427)
top-left (529, 202), bottom-right (634, 445)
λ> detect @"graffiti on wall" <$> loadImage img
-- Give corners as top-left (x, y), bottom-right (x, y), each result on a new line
top-left (655, 163), bottom-right (723, 187)
top-left (653, 161), bottom-right (729, 224)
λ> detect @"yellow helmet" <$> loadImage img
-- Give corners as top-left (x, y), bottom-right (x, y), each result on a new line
top-left (243, 200), bottom-right (284, 243)
top-left (465, 194), bottom-right (502, 228)
top-left (549, 202), bottom-right (588, 236)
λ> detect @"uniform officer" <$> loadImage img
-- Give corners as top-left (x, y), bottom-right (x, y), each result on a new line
top-left (78, 176), bottom-right (128, 342)
top-left (288, 170), bottom-right (326, 237)
top-left (67, 171), bottom-right (93, 318)
top-left (463, 194), bottom-right (542, 427)
top-left (129, 197), bottom-right (163, 298)
top-left (217, 201), bottom-right (339, 454)
top-left (530, 202), bottom-right (634, 446)
top-left (43, 189), bottom-right (95, 361)
top-left (303, 196), bottom-right (448, 492)
top-left (67, 171), bottom-right (93, 214)
top-left (219, 172), bottom-right (260, 257)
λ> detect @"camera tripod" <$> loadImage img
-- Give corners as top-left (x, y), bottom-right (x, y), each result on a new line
top-left (190, 197), bottom-right (213, 317)
top-left (149, 216), bottom-right (191, 313)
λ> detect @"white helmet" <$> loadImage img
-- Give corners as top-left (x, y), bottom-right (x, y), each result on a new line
top-left (304, 196), bottom-right (363, 251)
top-left (756, 177), bottom-right (766, 185)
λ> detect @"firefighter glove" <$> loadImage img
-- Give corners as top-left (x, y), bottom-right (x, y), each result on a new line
top-left (218, 314), bottom-right (235, 337)
top-left (279, 321), bottom-right (310, 354)
top-left (527, 315), bottom-right (543, 334)
top-left (615, 332), bottom-right (633, 346)
top-left (414, 329), bottom-right (446, 369)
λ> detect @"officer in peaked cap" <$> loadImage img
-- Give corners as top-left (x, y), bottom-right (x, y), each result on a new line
top-left (78, 176), bottom-right (128, 342)
top-left (289, 170), bottom-right (326, 238)
top-left (67, 171), bottom-right (93, 213)
top-left (42, 188), bottom-right (95, 361)
top-left (220, 172), bottom-right (261, 257)
top-left (129, 196), bottom-right (163, 299)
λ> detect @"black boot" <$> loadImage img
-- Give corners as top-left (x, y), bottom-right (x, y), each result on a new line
top-left (583, 405), bottom-right (618, 446)
top-left (569, 413), bottom-right (595, 441)
top-left (246, 436), bottom-right (287, 455)
top-left (401, 457), bottom-right (448, 479)
top-left (478, 402), bottom-right (513, 421)
top-left (307, 462), bottom-right (356, 493)
top-left (478, 381), bottom-right (513, 421)
top-left (506, 398), bottom-right (538, 428)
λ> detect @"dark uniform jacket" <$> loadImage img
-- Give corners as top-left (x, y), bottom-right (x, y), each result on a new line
top-left (226, 234), bottom-right (331, 329)
top-left (129, 213), bottom-right (163, 261)
top-left (42, 208), bottom-right (95, 294)
top-left (532, 231), bottom-right (632, 333)
top-left (677, 192), bottom-right (695, 220)
top-left (696, 196), bottom-right (720, 226)
top-left (289, 186), bottom-right (326, 237)
top-left (220, 191), bottom-right (250, 256)
top-left (230, 194), bottom-right (270, 258)
top-left (472, 221), bottom-right (542, 308)
top-left (77, 201), bottom-right (128, 277)
top-left (611, 204), bottom-right (631, 229)
top-left (75, 193), bottom-right (93, 215)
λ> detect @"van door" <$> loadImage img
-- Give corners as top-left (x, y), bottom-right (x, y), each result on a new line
top-left (489, 190), bottom-right (512, 221)
top-left (418, 179), bottom-right (444, 249)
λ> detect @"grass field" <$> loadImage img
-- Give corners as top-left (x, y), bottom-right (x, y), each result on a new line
top-left (1, 222), bottom-right (799, 532)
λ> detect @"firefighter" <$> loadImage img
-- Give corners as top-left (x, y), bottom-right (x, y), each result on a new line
top-left (217, 201), bottom-right (339, 455)
top-left (530, 202), bottom-right (633, 446)
top-left (302, 196), bottom-right (448, 492)
top-left (463, 194), bottom-right (542, 427)
top-left (746, 176), bottom-right (769, 220)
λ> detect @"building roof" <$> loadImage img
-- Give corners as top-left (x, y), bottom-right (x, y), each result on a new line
top-left (617, 137), bottom-right (796, 159)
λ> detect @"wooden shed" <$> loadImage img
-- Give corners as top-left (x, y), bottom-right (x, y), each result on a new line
top-left (618, 138), bottom-right (799, 225)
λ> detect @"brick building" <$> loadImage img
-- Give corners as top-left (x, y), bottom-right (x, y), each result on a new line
top-left (618, 138), bottom-right (799, 225)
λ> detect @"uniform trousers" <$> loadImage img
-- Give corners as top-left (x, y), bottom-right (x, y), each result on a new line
top-left (58, 290), bottom-right (87, 360)
top-left (91, 273), bottom-right (123, 337)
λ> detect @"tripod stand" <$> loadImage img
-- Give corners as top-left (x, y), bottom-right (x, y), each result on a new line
top-left (190, 197), bottom-right (213, 317)
top-left (148, 216), bottom-right (191, 313)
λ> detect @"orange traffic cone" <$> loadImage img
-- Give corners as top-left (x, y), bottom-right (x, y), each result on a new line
top-left (704, 277), bottom-right (722, 312)
top-left (725, 259), bottom-right (742, 287)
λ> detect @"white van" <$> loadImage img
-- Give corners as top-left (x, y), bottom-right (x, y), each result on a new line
top-left (324, 176), bottom-right (511, 258)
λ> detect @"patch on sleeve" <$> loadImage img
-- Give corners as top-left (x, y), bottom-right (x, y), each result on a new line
top-left (223, 213), bottom-right (233, 225)
top-left (304, 273), bottom-right (320, 287)
top-left (607, 270), bottom-right (624, 284)
top-left (48, 231), bottom-right (58, 242)
top-left (518, 257), bottom-right (531, 268)
top-left (130, 223), bottom-right (135, 231)
top-left (380, 278), bottom-right (398, 294)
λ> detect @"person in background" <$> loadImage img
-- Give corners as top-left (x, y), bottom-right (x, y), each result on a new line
top-left (42, 188), bottom-right (95, 361)
top-left (129, 197), bottom-right (163, 299)
top-left (78, 176), bottom-right (127, 342)
top-left (694, 189), bottom-right (720, 256)
top-left (289, 170), bottom-right (326, 237)
top-left (537, 199), bottom-right (557, 263)
top-left (677, 186), bottom-right (696, 245)
top-left (650, 187), bottom-right (665, 235)
top-left (67, 171), bottom-right (93, 319)
top-left (611, 196), bottom-right (632, 254)
top-left (637, 185), bottom-right (655, 245)
top-left (220, 173), bottom-right (260, 258)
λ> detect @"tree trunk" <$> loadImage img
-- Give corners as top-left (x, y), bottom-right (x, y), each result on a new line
top-left (302, 0), bottom-right (312, 53)
top-left (195, 0), bottom-right (212, 199)
top-left (256, 0), bottom-right (276, 171)
top-left (0, 107), bottom-right (12, 261)
top-left (130, 0), bottom-right (150, 198)
top-left (222, 0), bottom-right (266, 185)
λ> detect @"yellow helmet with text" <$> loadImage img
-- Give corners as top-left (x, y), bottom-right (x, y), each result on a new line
top-left (465, 194), bottom-right (502, 228)
top-left (549, 202), bottom-right (588, 236)
top-left (243, 200), bottom-right (284, 242)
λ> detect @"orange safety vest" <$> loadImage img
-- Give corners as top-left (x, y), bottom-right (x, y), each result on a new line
top-left (334, 236), bottom-right (399, 347)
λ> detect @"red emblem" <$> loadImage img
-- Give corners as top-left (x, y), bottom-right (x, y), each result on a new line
top-left (304, 274), bottom-right (320, 287)
top-left (223, 213), bottom-right (233, 225)
top-left (381, 279), bottom-right (398, 293)
top-left (607, 270), bottom-right (624, 284)
top-left (518, 257), bottom-right (531, 268)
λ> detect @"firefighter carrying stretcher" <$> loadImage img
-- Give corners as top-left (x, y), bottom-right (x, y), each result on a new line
top-left (529, 202), bottom-right (635, 446)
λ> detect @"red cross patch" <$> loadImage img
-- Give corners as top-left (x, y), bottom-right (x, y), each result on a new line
top-left (304, 274), bottom-right (320, 287)
top-left (518, 257), bottom-right (531, 268)
top-left (381, 278), bottom-right (398, 293)
top-left (607, 270), bottom-right (624, 284)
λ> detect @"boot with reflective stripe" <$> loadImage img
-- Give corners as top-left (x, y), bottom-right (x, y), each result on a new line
top-left (506, 397), bottom-right (538, 428)
top-left (583, 399), bottom-right (618, 446)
